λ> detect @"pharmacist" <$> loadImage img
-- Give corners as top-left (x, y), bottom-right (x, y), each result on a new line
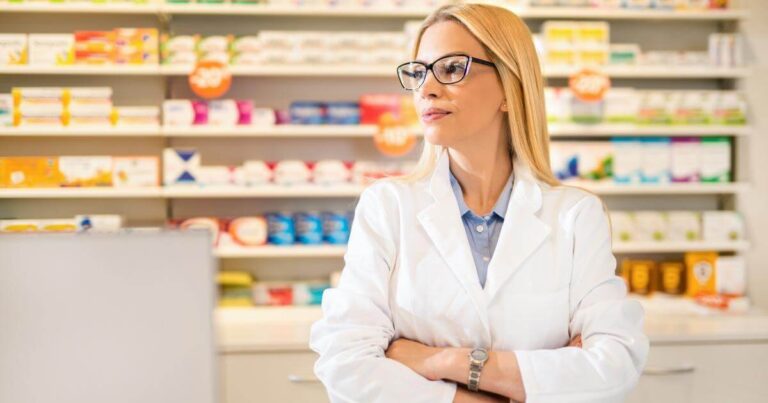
top-left (310, 4), bottom-right (648, 403)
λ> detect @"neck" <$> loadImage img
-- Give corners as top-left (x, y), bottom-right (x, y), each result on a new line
top-left (447, 130), bottom-right (513, 216)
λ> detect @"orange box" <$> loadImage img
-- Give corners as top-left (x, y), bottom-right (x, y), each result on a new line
top-left (0, 157), bottom-right (62, 188)
top-left (685, 251), bottom-right (718, 297)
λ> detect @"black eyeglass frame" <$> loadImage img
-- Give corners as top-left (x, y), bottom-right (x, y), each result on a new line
top-left (396, 54), bottom-right (497, 91)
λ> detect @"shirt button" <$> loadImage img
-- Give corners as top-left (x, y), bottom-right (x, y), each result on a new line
top-left (483, 256), bottom-right (490, 262)
top-left (476, 224), bottom-right (484, 233)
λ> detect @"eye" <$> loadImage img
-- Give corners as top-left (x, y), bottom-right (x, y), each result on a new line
top-left (444, 62), bottom-right (464, 74)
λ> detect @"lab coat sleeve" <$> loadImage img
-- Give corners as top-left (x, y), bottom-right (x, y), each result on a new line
top-left (309, 185), bottom-right (458, 403)
top-left (513, 195), bottom-right (649, 403)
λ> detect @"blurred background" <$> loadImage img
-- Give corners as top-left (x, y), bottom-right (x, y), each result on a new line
top-left (0, 0), bottom-right (766, 402)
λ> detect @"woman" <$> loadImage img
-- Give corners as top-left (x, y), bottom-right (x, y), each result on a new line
top-left (310, 4), bottom-right (648, 402)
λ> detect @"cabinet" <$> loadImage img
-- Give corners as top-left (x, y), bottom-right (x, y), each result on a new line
top-left (220, 351), bottom-right (328, 403)
top-left (628, 342), bottom-right (768, 403)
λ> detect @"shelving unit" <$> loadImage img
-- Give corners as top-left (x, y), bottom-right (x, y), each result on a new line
top-left (212, 240), bottom-right (750, 259)
top-left (0, 0), bottom-right (758, 344)
top-left (0, 124), bottom-right (750, 138)
top-left (0, 64), bottom-right (750, 79)
top-left (0, 3), bottom-right (749, 20)
top-left (0, 181), bottom-right (748, 199)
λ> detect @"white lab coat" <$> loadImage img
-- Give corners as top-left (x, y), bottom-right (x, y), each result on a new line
top-left (310, 149), bottom-right (649, 403)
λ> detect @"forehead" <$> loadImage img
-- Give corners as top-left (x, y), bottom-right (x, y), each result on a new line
top-left (416, 20), bottom-right (489, 63)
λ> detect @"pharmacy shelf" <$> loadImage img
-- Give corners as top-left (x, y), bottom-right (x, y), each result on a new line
top-left (548, 124), bottom-right (752, 137)
top-left (0, 4), bottom-right (748, 20)
top-left (0, 127), bottom-right (161, 137)
top-left (1, 125), bottom-right (749, 138)
top-left (0, 183), bottom-right (746, 199)
top-left (162, 64), bottom-right (749, 79)
top-left (159, 64), bottom-right (395, 77)
top-left (162, 125), bottom-right (379, 138)
top-left (0, 3), bottom-right (157, 14)
top-left (0, 188), bottom-right (163, 199)
top-left (214, 241), bottom-right (749, 259)
top-left (163, 185), bottom-right (365, 198)
top-left (0, 65), bottom-right (161, 76)
top-left (215, 245), bottom-right (346, 258)
top-left (613, 241), bottom-right (750, 253)
top-left (575, 182), bottom-right (749, 195)
top-left (515, 6), bottom-right (748, 21)
top-left (161, 3), bottom-right (434, 17)
top-left (543, 65), bottom-right (750, 79)
top-left (0, 64), bottom-right (748, 79)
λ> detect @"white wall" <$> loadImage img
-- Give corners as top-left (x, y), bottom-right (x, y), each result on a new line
top-left (738, 0), bottom-right (768, 309)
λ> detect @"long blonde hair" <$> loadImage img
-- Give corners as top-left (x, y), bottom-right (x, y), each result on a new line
top-left (396, 3), bottom-right (559, 187)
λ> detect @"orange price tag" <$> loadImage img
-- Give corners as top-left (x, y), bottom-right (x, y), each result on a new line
top-left (374, 113), bottom-right (416, 157)
top-left (569, 68), bottom-right (610, 102)
top-left (189, 60), bottom-right (232, 99)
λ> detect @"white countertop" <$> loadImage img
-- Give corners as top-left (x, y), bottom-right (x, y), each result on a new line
top-left (215, 302), bottom-right (768, 353)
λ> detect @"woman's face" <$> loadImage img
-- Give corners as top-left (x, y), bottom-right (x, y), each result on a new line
top-left (414, 20), bottom-right (507, 148)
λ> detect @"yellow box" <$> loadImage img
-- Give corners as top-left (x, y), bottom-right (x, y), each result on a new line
top-left (685, 251), bottom-right (718, 297)
top-left (0, 157), bottom-right (62, 188)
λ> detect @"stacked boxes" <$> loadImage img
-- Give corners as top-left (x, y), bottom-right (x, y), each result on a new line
top-left (6, 87), bottom-right (159, 128)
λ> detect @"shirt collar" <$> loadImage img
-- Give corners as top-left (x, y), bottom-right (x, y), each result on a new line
top-left (449, 169), bottom-right (514, 219)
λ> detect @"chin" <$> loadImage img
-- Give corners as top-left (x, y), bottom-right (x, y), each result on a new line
top-left (423, 127), bottom-right (455, 147)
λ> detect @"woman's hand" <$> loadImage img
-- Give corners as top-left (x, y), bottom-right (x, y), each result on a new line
top-left (385, 338), bottom-right (446, 381)
top-left (568, 334), bottom-right (582, 348)
top-left (386, 335), bottom-right (583, 401)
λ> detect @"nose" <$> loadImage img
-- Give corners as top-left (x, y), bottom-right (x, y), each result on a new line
top-left (416, 68), bottom-right (443, 100)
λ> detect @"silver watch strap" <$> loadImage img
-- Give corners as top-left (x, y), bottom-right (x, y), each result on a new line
top-left (468, 361), bottom-right (483, 391)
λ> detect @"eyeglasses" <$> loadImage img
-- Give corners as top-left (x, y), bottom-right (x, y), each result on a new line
top-left (396, 54), bottom-right (496, 91)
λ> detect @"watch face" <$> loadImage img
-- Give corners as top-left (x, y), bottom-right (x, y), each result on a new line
top-left (470, 349), bottom-right (488, 361)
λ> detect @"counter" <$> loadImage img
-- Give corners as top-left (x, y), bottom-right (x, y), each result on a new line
top-left (215, 302), bottom-right (768, 353)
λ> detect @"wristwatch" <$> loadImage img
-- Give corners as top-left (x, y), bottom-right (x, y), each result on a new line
top-left (467, 348), bottom-right (489, 392)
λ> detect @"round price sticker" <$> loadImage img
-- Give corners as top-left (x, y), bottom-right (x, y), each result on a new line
top-left (189, 60), bottom-right (232, 99)
top-left (569, 68), bottom-right (610, 102)
top-left (374, 112), bottom-right (416, 157)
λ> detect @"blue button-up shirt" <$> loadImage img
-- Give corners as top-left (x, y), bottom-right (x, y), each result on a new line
top-left (449, 170), bottom-right (514, 288)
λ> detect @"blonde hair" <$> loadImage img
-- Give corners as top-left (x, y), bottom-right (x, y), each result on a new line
top-left (396, 3), bottom-right (559, 187)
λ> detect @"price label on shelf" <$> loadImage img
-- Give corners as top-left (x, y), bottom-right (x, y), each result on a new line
top-left (569, 68), bottom-right (611, 102)
top-left (189, 60), bottom-right (232, 99)
top-left (374, 113), bottom-right (416, 157)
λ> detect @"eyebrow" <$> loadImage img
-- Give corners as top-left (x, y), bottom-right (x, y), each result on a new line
top-left (414, 51), bottom-right (468, 64)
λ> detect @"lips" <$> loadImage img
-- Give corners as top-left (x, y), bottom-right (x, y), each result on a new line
top-left (421, 107), bottom-right (452, 123)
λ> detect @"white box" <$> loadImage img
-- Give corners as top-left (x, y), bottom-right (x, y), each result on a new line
top-left (28, 34), bottom-right (74, 66)
top-left (0, 34), bottom-right (27, 65)
top-left (208, 100), bottom-right (239, 127)
top-left (702, 211), bottom-right (744, 242)
top-left (163, 148), bottom-right (200, 186)
top-left (640, 138), bottom-right (671, 183)
top-left (58, 156), bottom-right (113, 187)
top-left (716, 256), bottom-right (746, 296)
top-left (612, 138), bottom-right (643, 184)
top-left (112, 157), bottom-right (159, 187)
top-left (666, 211), bottom-right (701, 241)
top-left (75, 215), bottom-right (124, 232)
top-left (604, 88), bottom-right (640, 123)
top-left (163, 100), bottom-right (195, 127)
top-left (609, 211), bottom-right (635, 242)
top-left (633, 211), bottom-right (667, 242)
top-left (197, 166), bottom-right (234, 187)
top-left (699, 138), bottom-right (731, 183)
top-left (115, 106), bottom-right (160, 127)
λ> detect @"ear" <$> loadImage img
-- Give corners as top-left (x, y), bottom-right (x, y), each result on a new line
top-left (500, 101), bottom-right (508, 112)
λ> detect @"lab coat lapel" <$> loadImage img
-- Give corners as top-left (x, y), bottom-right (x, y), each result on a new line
top-left (417, 149), bottom-right (490, 332)
top-left (484, 157), bottom-right (551, 302)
